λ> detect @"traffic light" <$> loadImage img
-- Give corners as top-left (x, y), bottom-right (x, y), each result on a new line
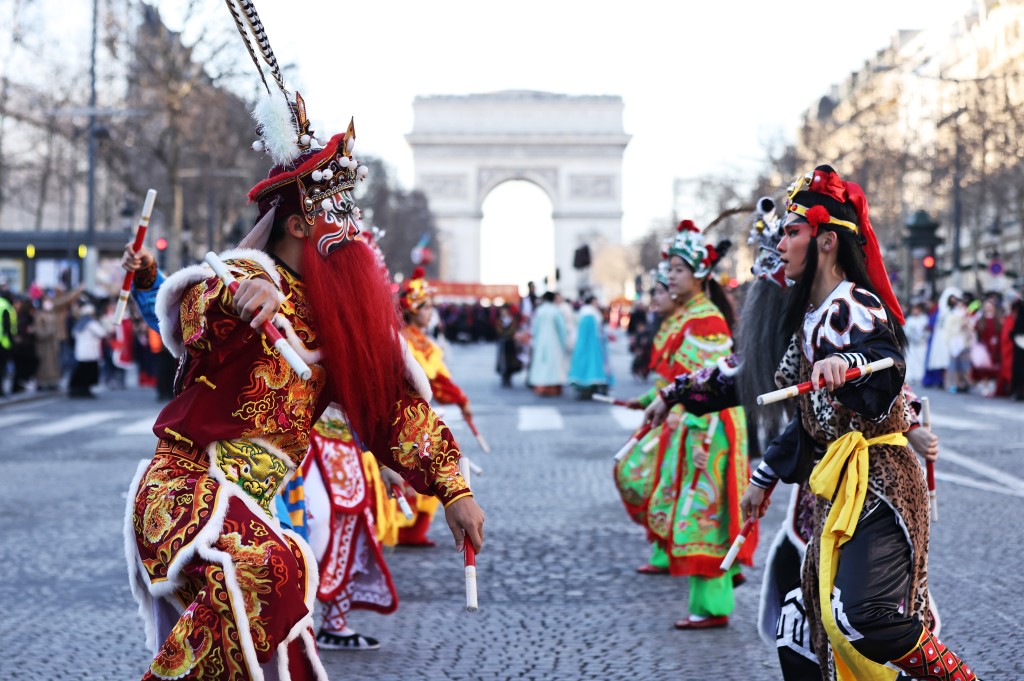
top-left (155, 237), bottom-right (169, 269)
top-left (922, 255), bottom-right (935, 270)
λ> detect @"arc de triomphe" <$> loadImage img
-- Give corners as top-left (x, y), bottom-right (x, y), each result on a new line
top-left (406, 91), bottom-right (630, 296)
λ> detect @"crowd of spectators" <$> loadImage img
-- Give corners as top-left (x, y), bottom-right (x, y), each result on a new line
top-left (0, 278), bottom-right (175, 401)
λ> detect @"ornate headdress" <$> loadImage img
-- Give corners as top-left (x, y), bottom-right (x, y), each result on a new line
top-left (666, 220), bottom-right (719, 279)
top-left (398, 267), bottom-right (433, 313)
top-left (785, 165), bottom-right (904, 324)
top-left (652, 260), bottom-right (671, 288)
top-left (226, 0), bottom-right (368, 257)
top-left (748, 196), bottom-right (788, 288)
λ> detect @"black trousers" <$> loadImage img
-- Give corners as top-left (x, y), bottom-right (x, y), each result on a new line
top-left (831, 501), bottom-right (922, 663)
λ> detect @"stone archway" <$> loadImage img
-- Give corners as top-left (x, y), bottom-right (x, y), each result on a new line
top-left (406, 91), bottom-right (630, 296)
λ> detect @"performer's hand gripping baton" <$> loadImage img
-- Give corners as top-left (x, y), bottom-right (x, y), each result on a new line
top-left (613, 423), bottom-right (653, 462)
top-left (721, 480), bottom-right (777, 572)
top-left (204, 252), bottom-right (312, 380)
top-left (680, 413), bottom-right (720, 517)
top-left (114, 189), bottom-right (158, 324)
top-left (592, 394), bottom-right (633, 408)
top-left (458, 458), bottom-right (478, 612)
top-left (920, 396), bottom-right (938, 522)
top-left (756, 357), bottom-right (895, 406)
top-left (463, 412), bottom-right (491, 453)
top-left (391, 484), bottom-right (415, 520)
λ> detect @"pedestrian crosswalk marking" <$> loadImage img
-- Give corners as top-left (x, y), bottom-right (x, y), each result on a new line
top-left (117, 419), bottom-right (159, 436)
top-left (517, 406), bottom-right (564, 431)
top-left (940, 447), bottom-right (1024, 493)
top-left (963, 404), bottom-right (1024, 424)
top-left (934, 471), bottom-right (1024, 498)
top-left (609, 406), bottom-right (644, 431)
top-left (0, 413), bottom-right (37, 429)
top-left (22, 411), bottom-right (123, 437)
top-left (925, 413), bottom-right (997, 431)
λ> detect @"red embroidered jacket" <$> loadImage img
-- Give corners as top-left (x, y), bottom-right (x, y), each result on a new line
top-left (152, 252), bottom-right (471, 507)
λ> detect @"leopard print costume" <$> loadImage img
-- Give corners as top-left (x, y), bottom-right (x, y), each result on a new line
top-left (776, 338), bottom-right (933, 680)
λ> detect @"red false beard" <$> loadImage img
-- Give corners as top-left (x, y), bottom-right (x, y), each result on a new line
top-left (302, 237), bottom-right (406, 455)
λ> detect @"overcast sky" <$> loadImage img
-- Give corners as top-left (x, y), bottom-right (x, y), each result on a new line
top-left (26, 0), bottom-right (974, 285)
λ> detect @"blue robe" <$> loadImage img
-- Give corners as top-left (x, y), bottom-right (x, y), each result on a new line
top-left (527, 302), bottom-right (568, 387)
top-left (568, 305), bottom-right (613, 388)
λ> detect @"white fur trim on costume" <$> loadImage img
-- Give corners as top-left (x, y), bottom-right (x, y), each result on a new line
top-left (301, 628), bottom-right (331, 681)
top-left (400, 335), bottom-right (432, 401)
top-left (716, 355), bottom-right (741, 377)
top-left (156, 262), bottom-right (213, 358)
top-left (126, 446), bottom-right (328, 681)
top-left (273, 315), bottom-right (323, 365)
top-left (281, 527), bottom-right (321, 610)
top-left (195, 529), bottom-right (267, 678)
top-left (124, 458), bottom-right (160, 652)
top-left (155, 249), bottom-right (283, 357)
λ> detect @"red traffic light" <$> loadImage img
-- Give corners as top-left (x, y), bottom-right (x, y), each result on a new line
top-left (155, 237), bottom-right (168, 251)
top-left (922, 255), bottom-right (935, 269)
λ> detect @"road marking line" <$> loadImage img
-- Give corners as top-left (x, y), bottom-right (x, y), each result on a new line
top-left (117, 419), bottom-right (158, 436)
top-left (934, 472), bottom-right (1024, 498)
top-left (0, 413), bottom-right (37, 428)
top-left (22, 411), bottom-right (123, 436)
top-left (963, 404), bottom-right (1024, 423)
top-left (610, 406), bottom-right (643, 431)
top-left (517, 406), bottom-right (564, 431)
top-left (938, 447), bottom-right (1024, 492)
top-left (927, 413), bottom-right (997, 431)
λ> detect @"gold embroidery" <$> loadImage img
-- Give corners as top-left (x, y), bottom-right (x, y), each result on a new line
top-left (213, 440), bottom-right (289, 513)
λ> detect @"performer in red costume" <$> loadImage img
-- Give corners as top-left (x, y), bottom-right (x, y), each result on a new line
top-left (302, 408), bottom-right (400, 651)
top-left (123, 3), bottom-right (483, 679)
top-left (394, 267), bottom-right (474, 546)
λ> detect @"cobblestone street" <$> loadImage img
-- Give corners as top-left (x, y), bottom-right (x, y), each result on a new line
top-left (1, 339), bottom-right (1021, 680)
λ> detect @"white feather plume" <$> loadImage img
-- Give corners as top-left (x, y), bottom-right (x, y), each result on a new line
top-left (253, 89), bottom-right (300, 167)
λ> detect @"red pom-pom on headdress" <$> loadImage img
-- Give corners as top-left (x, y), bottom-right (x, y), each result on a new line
top-left (705, 244), bottom-right (718, 265)
top-left (410, 266), bottom-right (426, 280)
top-left (805, 205), bottom-right (831, 235)
top-left (678, 219), bottom-right (698, 233)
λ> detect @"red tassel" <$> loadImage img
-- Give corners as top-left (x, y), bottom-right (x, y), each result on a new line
top-left (805, 205), bottom-right (831, 235)
top-left (410, 266), bottom-right (426, 280)
top-left (678, 219), bottom-right (698, 233)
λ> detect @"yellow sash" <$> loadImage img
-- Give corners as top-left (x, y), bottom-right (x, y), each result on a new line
top-left (809, 430), bottom-right (907, 681)
top-left (361, 451), bottom-right (400, 546)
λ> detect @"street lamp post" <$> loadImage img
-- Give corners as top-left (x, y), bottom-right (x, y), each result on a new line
top-left (83, 0), bottom-right (99, 290)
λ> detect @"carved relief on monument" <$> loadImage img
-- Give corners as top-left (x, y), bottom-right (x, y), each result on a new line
top-left (477, 167), bottom-right (559, 201)
top-left (419, 174), bottom-right (470, 199)
top-left (569, 174), bottom-right (616, 199)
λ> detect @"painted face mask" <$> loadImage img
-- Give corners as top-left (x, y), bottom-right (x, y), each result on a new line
top-left (748, 197), bottom-right (789, 289)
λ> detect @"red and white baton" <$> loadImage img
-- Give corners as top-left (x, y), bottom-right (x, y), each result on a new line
top-left (391, 484), bottom-right (415, 520)
top-left (592, 394), bottom-right (633, 408)
top-left (756, 357), bottom-right (895, 405)
top-left (458, 458), bottom-right (478, 612)
top-left (204, 252), bottom-right (312, 380)
top-left (920, 396), bottom-right (938, 522)
top-left (114, 189), bottom-right (157, 324)
top-left (464, 412), bottom-right (491, 454)
top-left (613, 423), bottom-right (653, 462)
top-left (721, 480), bottom-right (777, 572)
top-left (680, 413), bottom-right (720, 517)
